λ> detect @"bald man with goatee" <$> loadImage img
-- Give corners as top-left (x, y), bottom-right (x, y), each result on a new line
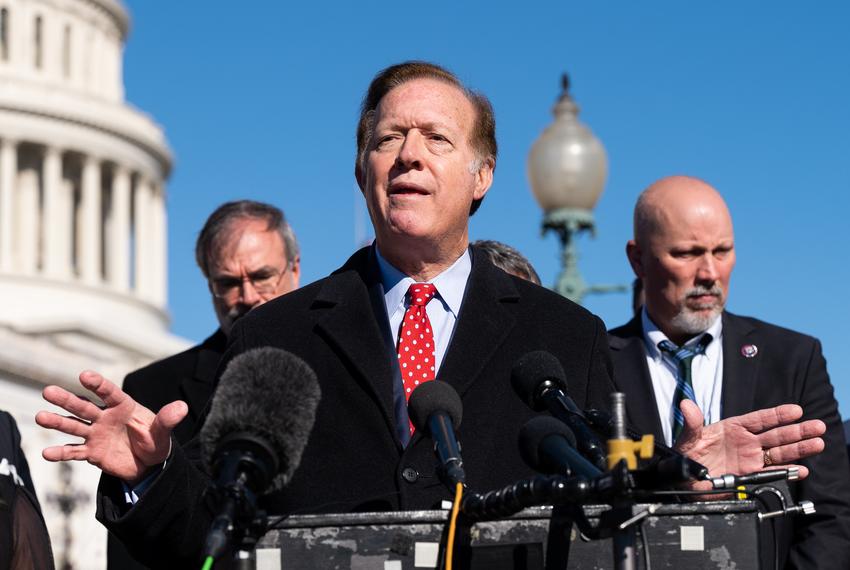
top-left (609, 175), bottom-right (850, 569)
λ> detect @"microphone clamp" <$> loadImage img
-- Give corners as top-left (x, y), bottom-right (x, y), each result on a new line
top-left (759, 500), bottom-right (816, 521)
top-left (710, 467), bottom-right (800, 490)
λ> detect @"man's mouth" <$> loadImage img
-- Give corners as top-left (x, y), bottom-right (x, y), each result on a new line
top-left (388, 182), bottom-right (429, 196)
top-left (685, 287), bottom-right (723, 309)
top-left (227, 306), bottom-right (251, 322)
top-left (688, 299), bottom-right (718, 311)
top-left (690, 294), bottom-right (717, 302)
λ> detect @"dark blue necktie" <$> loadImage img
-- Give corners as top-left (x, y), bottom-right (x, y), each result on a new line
top-left (658, 334), bottom-right (712, 443)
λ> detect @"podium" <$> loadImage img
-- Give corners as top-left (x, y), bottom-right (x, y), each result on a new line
top-left (247, 501), bottom-right (760, 569)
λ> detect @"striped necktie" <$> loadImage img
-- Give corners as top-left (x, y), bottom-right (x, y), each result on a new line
top-left (658, 334), bottom-right (712, 443)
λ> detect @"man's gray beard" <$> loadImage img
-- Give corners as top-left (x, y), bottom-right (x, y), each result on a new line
top-left (224, 305), bottom-right (251, 329)
top-left (669, 286), bottom-right (724, 335)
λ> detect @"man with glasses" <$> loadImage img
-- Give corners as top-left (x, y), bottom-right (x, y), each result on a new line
top-left (122, 200), bottom-right (300, 444)
top-left (109, 200), bottom-right (299, 569)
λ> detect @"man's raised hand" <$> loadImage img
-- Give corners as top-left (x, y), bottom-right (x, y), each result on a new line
top-left (675, 400), bottom-right (825, 485)
top-left (36, 370), bottom-right (188, 484)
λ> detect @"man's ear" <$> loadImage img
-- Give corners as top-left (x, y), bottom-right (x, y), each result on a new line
top-left (626, 240), bottom-right (645, 278)
top-left (354, 164), bottom-right (365, 193)
top-left (472, 157), bottom-right (495, 201)
top-left (290, 256), bottom-right (301, 287)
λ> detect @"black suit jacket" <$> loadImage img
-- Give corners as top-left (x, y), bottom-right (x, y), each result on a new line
top-left (122, 329), bottom-right (228, 445)
top-left (107, 330), bottom-right (228, 570)
top-left (608, 312), bottom-right (850, 569)
top-left (98, 245), bottom-right (615, 567)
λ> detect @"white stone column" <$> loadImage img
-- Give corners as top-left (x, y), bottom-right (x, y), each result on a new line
top-left (0, 139), bottom-right (17, 271)
top-left (43, 10), bottom-right (58, 81)
top-left (15, 169), bottom-right (39, 274)
top-left (1, 7), bottom-right (13, 66)
top-left (60, 177), bottom-right (73, 272)
top-left (42, 146), bottom-right (69, 278)
top-left (93, 31), bottom-right (102, 95)
top-left (106, 165), bottom-right (130, 291)
top-left (79, 155), bottom-right (102, 283)
top-left (10, 1), bottom-right (26, 73)
top-left (150, 184), bottom-right (167, 307)
top-left (114, 36), bottom-right (125, 101)
top-left (82, 29), bottom-right (93, 93)
top-left (133, 176), bottom-right (151, 298)
top-left (73, 20), bottom-right (86, 91)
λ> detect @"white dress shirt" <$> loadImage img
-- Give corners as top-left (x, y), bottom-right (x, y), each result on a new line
top-left (641, 308), bottom-right (724, 446)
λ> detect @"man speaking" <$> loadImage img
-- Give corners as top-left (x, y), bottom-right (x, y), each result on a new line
top-left (36, 65), bottom-right (826, 566)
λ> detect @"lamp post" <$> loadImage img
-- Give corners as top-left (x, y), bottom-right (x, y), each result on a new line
top-left (527, 74), bottom-right (626, 304)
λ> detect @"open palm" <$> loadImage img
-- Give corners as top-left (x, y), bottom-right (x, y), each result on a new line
top-left (37, 370), bottom-right (188, 484)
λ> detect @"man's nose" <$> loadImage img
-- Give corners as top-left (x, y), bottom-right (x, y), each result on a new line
top-left (240, 279), bottom-right (262, 306)
top-left (696, 255), bottom-right (718, 282)
top-left (396, 132), bottom-right (425, 169)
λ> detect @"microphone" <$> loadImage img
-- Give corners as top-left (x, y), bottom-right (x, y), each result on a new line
top-left (519, 416), bottom-right (603, 479)
top-left (199, 347), bottom-right (321, 560)
top-left (511, 351), bottom-right (608, 470)
top-left (408, 381), bottom-right (465, 490)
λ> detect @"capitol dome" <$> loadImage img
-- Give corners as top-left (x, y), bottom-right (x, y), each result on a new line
top-left (0, 0), bottom-right (188, 566)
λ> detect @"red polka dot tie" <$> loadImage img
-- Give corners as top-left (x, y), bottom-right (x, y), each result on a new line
top-left (397, 283), bottom-right (437, 431)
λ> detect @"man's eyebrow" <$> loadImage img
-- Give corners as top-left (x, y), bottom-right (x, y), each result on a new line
top-left (247, 266), bottom-right (279, 275)
top-left (376, 119), bottom-right (455, 132)
top-left (212, 265), bottom-right (279, 279)
top-left (671, 245), bottom-right (705, 253)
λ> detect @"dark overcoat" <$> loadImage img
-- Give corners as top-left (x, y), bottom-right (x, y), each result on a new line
top-left (99, 246), bottom-right (615, 567)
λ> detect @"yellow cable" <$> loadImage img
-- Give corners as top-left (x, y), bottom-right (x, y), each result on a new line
top-left (445, 481), bottom-right (463, 570)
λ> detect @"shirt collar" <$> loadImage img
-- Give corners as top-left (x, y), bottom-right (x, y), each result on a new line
top-left (375, 245), bottom-right (471, 317)
top-left (641, 307), bottom-right (723, 360)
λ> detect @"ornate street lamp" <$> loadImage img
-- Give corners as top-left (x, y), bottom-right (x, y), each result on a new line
top-left (527, 74), bottom-right (626, 303)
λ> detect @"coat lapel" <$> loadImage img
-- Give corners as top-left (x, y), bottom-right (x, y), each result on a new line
top-left (608, 316), bottom-right (665, 440)
top-left (312, 249), bottom-right (399, 439)
top-left (309, 247), bottom-right (521, 443)
top-left (180, 329), bottom-right (226, 420)
top-left (438, 249), bottom-right (518, 397)
top-left (720, 312), bottom-right (760, 418)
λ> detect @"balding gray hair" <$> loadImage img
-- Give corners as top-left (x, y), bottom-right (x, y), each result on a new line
top-left (195, 200), bottom-right (299, 278)
top-left (473, 240), bottom-right (541, 285)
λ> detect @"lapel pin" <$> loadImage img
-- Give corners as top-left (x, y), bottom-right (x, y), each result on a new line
top-left (741, 344), bottom-right (758, 358)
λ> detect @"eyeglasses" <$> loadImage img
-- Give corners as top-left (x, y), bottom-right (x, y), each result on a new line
top-left (210, 263), bottom-right (289, 301)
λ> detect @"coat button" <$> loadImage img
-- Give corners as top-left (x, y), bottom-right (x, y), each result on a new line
top-left (402, 467), bottom-right (419, 483)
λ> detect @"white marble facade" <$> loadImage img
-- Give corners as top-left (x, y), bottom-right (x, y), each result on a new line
top-left (0, 1), bottom-right (189, 567)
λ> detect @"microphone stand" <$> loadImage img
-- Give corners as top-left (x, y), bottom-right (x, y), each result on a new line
top-left (562, 461), bottom-right (639, 570)
top-left (544, 392), bottom-right (653, 570)
top-left (231, 513), bottom-right (269, 570)
top-left (461, 391), bottom-right (654, 570)
top-left (466, 388), bottom-right (815, 570)
top-left (606, 393), bottom-right (640, 570)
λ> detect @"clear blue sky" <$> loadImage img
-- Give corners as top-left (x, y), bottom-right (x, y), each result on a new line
top-left (122, 1), bottom-right (850, 417)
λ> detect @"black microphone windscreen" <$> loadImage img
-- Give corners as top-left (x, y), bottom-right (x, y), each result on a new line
top-left (408, 381), bottom-right (462, 431)
top-left (511, 351), bottom-right (568, 410)
top-left (518, 415), bottom-right (577, 471)
top-left (200, 347), bottom-right (320, 492)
